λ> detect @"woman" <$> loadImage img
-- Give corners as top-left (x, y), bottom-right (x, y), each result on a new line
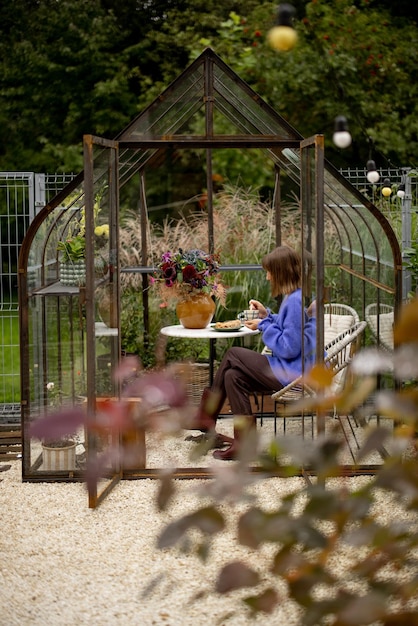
top-left (192, 245), bottom-right (317, 461)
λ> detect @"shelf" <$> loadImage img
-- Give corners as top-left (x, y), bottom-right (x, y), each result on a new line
top-left (32, 281), bottom-right (81, 296)
top-left (95, 321), bottom-right (118, 337)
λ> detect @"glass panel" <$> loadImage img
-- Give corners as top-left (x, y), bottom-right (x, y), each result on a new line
top-left (25, 289), bottom-right (86, 478)
top-left (121, 71), bottom-right (204, 139)
top-left (214, 68), bottom-right (294, 137)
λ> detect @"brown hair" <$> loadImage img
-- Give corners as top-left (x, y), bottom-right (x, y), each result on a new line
top-left (261, 245), bottom-right (302, 297)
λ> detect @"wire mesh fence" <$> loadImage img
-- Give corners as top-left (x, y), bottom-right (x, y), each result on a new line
top-left (0, 172), bottom-right (76, 422)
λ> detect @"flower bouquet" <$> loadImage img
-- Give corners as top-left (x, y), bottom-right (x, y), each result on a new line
top-left (152, 249), bottom-right (226, 304)
top-left (151, 249), bottom-right (226, 328)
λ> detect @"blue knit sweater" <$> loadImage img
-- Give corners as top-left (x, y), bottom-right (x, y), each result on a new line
top-left (258, 288), bottom-right (316, 386)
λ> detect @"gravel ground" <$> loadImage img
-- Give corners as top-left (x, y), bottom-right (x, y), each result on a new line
top-left (0, 419), bottom-right (415, 626)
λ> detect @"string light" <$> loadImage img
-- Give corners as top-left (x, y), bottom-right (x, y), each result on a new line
top-left (267, 4), bottom-right (298, 52)
top-left (396, 184), bottom-right (405, 199)
top-left (366, 160), bottom-right (380, 184)
top-left (381, 178), bottom-right (392, 197)
top-left (332, 116), bottom-right (352, 149)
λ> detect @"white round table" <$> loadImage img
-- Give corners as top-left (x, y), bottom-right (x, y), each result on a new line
top-left (160, 324), bottom-right (260, 384)
top-left (160, 323), bottom-right (259, 340)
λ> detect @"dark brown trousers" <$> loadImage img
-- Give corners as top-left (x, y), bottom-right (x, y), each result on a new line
top-left (212, 346), bottom-right (283, 417)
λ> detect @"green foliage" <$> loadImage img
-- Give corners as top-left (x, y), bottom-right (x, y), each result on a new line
top-left (0, 0), bottom-right (417, 172)
top-left (0, 311), bottom-right (20, 402)
top-left (185, 1), bottom-right (418, 168)
top-left (0, 0), bottom-right (133, 171)
top-left (403, 246), bottom-right (418, 296)
top-left (0, 0), bottom-right (260, 172)
top-left (57, 234), bottom-right (86, 262)
top-left (119, 288), bottom-right (146, 357)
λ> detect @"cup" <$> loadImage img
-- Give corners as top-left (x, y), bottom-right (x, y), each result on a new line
top-left (237, 309), bottom-right (259, 322)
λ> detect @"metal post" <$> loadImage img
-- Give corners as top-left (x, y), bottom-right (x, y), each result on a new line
top-left (34, 174), bottom-right (46, 218)
top-left (401, 168), bottom-right (412, 299)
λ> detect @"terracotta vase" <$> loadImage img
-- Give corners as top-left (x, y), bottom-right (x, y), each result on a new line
top-left (176, 292), bottom-right (216, 329)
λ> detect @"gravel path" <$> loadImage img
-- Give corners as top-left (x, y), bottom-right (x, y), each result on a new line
top-left (1, 413), bottom-right (415, 626)
top-left (1, 451), bottom-right (405, 626)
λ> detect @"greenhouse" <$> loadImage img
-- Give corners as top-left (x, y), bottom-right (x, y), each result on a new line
top-left (18, 48), bottom-right (402, 505)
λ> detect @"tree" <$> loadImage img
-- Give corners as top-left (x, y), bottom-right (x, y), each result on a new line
top-left (0, 0), bottom-right (261, 172)
top-left (0, 0), bottom-right (128, 170)
top-left (0, 0), bottom-right (416, 173)
top-left (180, 0), bottom-right (418, 169)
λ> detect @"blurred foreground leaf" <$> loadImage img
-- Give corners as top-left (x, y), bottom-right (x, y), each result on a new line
top-left (157, 506), bottom-right (225, 549)
top-left (216, 561), bottom-right (260, 593)
top-left (244, 587), bottom-right (279, 614)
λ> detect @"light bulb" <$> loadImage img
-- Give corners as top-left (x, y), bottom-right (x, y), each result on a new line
top-left (397, 184), bottom-right (405, 199)
top-left (367, 170), bottom-right (380, 184)
top-left (381, 178), bottom-right (392, 197)
top-left (366, 160), bottom-right (380, 183)
top-left (268, 4), bottom-right (298, 51)
top-left (267, 25), bottom-right (298, 51)
top-left (333, 131), bottom-right (352, 149)
top-left (333, 116), bottom-right (352, 148)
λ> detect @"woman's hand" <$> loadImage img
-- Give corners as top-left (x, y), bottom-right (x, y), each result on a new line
top-left (249, 299), bottom-right (267, 319)
top-left (244, 318), bottom-right (261, 330)
top-left (307, 299), bottom-right (316, 317)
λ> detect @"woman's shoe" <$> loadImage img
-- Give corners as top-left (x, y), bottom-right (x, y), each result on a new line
top-left (213, 440), bottom-right (239, 460)
top-left (211, 432), bottom-right (234, 448)
top-left (212, 415), bottom-right (256, 461)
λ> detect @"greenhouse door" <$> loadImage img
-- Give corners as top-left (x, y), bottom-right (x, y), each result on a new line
top-left (300, 135), bottom-right (325, 432)
top-left (84, 135), bottom-right (122, 508)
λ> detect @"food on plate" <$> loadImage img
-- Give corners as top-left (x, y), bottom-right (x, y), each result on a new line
top-left (214, 320), bottom-right (242, 330)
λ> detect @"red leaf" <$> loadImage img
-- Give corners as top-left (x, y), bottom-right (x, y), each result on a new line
top-left (29, 407), bottom-right (86, 441)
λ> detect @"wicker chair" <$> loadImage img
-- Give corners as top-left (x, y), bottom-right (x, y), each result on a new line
top-left (365, 303), bottom-right (394, 351)
top-left (270, 320), bottom-right (367, 434)
top-left (324, 302), bottom-right (360, 343)
top-left (257, 303), bottom-right (360, 424)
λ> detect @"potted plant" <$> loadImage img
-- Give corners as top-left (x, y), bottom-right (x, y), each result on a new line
top-left (40, 381), bottom-right (79, 471)
top-left (57, 224), bottom-right (111, 285)
top-left (57, 186), bottom-right (110, 286)
top-left (151, 249), bottom-right (227, 328)
top-left (41, 437), bottom-right (77, 471)
top-left (93, 223), bottom-right (110, 278)
top-left (57, 230), bottom-right (87, 286)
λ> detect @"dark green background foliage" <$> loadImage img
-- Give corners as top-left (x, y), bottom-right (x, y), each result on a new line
top-left (0, 0), bottom-right (417, 173)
